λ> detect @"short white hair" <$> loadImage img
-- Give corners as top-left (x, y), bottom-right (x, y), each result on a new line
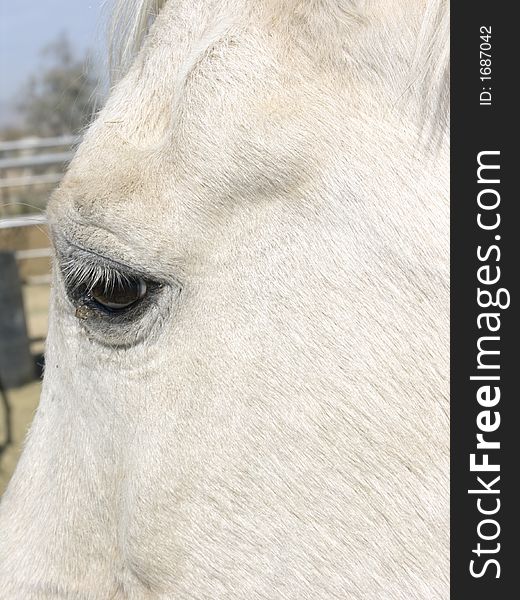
top-left (107, 0), bottom-right (449, 128)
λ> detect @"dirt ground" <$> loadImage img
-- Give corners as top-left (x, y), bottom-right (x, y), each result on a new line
top-left (23, 283), bottom-right (50, 355)
top-left (0, 381), bottom-right (41, 496)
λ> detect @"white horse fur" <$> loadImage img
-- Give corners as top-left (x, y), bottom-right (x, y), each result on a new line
top-left (0, 0), bottom-right (449, 598)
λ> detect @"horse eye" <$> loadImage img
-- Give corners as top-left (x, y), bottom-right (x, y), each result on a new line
top-left (90, 277), bottom-right (147, 311)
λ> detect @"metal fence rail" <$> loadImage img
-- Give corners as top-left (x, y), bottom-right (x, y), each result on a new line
top-left (0, 135), bottom-right (79, 215)
top-left (0, 135), bottom-right (79, 153)
top-left (0, 173), bottom-right (63, 189)
top-left (0, 214), bottom-right (47, 229)
top-left (0, 214), bottom-right (51, 284)
top-left (0, 152), bottom-right (75, 171)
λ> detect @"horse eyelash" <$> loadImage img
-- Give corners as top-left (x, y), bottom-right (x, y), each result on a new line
top-left (60, 256), bottom-right (133, 295)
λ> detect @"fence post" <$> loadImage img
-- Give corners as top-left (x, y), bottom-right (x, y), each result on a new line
top-left (0, 251), bottom-right (35, 388)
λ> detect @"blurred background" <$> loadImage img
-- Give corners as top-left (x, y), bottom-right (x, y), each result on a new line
top-left (0, 1), bottom-right (107, 494)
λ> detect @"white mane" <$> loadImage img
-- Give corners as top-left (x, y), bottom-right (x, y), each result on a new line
top-left (411, 0), bottom-right (450, 130)
top-left (108, 0), bottom-right (169, 80)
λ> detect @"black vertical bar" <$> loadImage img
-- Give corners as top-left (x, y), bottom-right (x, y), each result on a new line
top-left (0, 250), bottom-right (35, 388)
top-left (451, 3), bottom-right (519, 597)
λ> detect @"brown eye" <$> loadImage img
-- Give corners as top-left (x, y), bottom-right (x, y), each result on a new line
top-left (90, 277), bottom-right (147, 310)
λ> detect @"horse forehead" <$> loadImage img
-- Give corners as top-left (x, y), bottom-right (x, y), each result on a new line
top-left (49, 0), bottom-right (439, 238)
top-left (52, 59), bottom-right (336, 238)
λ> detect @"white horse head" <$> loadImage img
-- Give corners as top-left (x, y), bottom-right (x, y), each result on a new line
top-left (0, 1), bottom-right (449, 598)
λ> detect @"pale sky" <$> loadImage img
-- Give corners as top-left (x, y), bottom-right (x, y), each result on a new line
top-left (0, 0), bottom-right (106, 124)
